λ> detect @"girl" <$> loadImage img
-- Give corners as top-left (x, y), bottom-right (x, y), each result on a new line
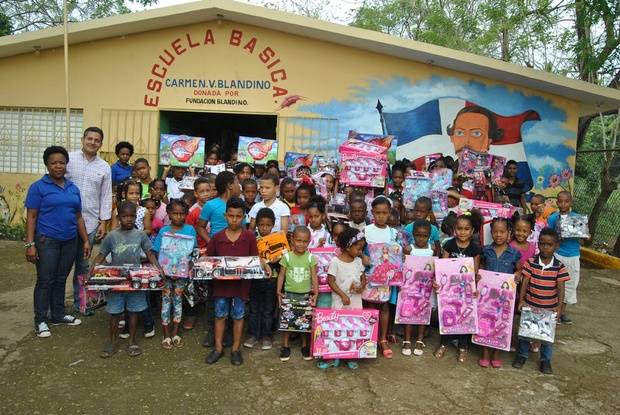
top-left (235, 162), bottom-right (253, 182)
top-left (206, 148), bottom-right (220, 166)
top-left (511, 214), bottom-right (537, 267)
top-left (434, 211), bottom-right (482, 363)
top-left (363, 195), bottom-right (399, 359)
top-left (387, 162), bottom-right (406, 198)
top-left (151, 200), bottom-right (197, 350)
top-left (289, 183), bottom-right (315, 232)
top-left (307, 196), bottom-right (330, 248)
top-left (149, 179), bottom-right (170, 226)
top-left (111, 180), bottom-right (151, 232)
top-left (142, 198), bottom-right (162, 239)
top-left (318, 227), bottom-right (367, 370)
top-left (327, 221), bottom-right (347, 247)
top-left (479, 217), bottom-right (521, 368)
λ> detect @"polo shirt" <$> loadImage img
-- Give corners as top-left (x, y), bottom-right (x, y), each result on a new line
top-left (482, 244), bottom-right (521, 274)
top-left (111, 161), bottom-right (132, 185)
top-left (25, 175), bottom-right (82, 241)
top-left (522, 255), bottom-right (570, 308)
top-left (206, 229), bottom-right (258, 300)
top-left (547, 212), bottom-right (581, 257)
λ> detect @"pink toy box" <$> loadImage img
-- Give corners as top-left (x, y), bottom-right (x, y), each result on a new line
top-left (472, 270), bottom-right (516, 351)
top-left (361, 285), bottom-right (390, 303)
top-left (310, 247), bottom-right (337, 293)
top-left (311, 308), bottom-right (379, 359)
top-left (435, 258), bottom-right (479, 335)
top-left (158, 232), bottom-right (195, 278)
top-left (458, 148), bottom-right (493, 176)
top-left (367, 243), bottom-right (404, 287)
top-left (403, 172), bottom-right (432, 210)
top-left (339, 148), bottom-right (387, 188)
top-left (430, 168), bottom-right (453, 191)
top-left (395, 256), bottom-right (437, 325)
top-left (458, 198), bottom-right (517, 244)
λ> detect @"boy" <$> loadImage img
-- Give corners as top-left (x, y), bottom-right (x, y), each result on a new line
top-left (513, 227), bottom-right (570, 374)
top-left (205, 198), bottom-right (270, 366)
top-left (546, 191), bottom-right (581, 324)
top-left (404, 197), bottom-right (441, 254)
top-left (241, 178), bottom-right (259, 224)
top-left (280, 177), bottom-right (296, 209)
top-left (91, 202), bottom-right (164, 358)
top-left (111, 141), bottom-right (134, 186)
top-left (133, 158), bottom-right (153, 199)
top-left (162, 165), bottom-right (187, 200)
top-left (244, 208), bottom-right (279, 350)
top-left (348, 199), bottom-right (369, 232)
top-left (277, 226), bottom-right (318, 361)
top-left (249, 173), bottom-right (290, 233)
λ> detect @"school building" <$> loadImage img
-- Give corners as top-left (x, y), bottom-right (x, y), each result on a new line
top-left (1, 0), bottom-right (619, 223)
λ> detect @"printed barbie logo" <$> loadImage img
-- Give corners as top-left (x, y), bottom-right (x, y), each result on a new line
top-left (314, 311), bottom-right (339, 324)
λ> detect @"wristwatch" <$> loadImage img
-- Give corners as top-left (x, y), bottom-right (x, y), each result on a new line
top-left (24, 242), bottom-right (35, 248)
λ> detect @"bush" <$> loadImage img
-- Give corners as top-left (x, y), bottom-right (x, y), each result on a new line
top-left (0, 220), bottom-right (26, 241)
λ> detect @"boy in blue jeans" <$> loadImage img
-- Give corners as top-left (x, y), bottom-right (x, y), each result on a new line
top-left (91, 202), bottom-right (164, 358)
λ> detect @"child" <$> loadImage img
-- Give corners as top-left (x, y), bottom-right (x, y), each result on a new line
top-left (149, 179), bottom-right (169, 226)
top-left (529, 194), bottom-right (547, 250)
top-left (289, 183), bottom-right (315, 231)
top-left (364, 195), bottom-right (399, 358)
top-left (244, 208), bottom-right (279, 351)
top-left (249, 173), bottom-right (290, 233)
top-left (205, 198), bottom-right (268, 366)
top-left (111, 180), bottom-right (151, 233)
top-left (307, 196), bottom-right (330, 248)
top-left (513, 228), bottom-right (569, 375)
top-left (197, 171), bottom-right (241, 242)
top-left (277, 226), bottom-right (318, 361)
top-left (280, 177), bottom-right (297, 209)
top-left (404, 197), bottom-right (441, 255)
top-left (387, 162), bottom-right (406, 198)
top-left (152, 200), bottom-right (197, 350)
top-left (511, 214), bottom-right (537, 267)
top-left (327, 221), bottom-right (347, 248)
top-left (162, 165), bottom-right (187, 200)
top-left (242, 178), bottom-right (258, 223)
top-left (348, 199), bottom-right (368, 232)
top-left (434, 211), bottom-right (482, 362)
top-left (206, 148), bottom-right (220, 166)
top-left (546, 191), bottom-right (580, 324)
top-left (111, 141), bottom-right (134, 186)
top-left (132, 158), bottom-right (153, 200)
top-left (93, 202), bottom-right (164, 358)
top-left (402, 219), bottom-right (434, 357)
top-left (142, 198), bottom-right (161, 239)
top-left (479, 217), bottom-right (521, 368)
top-left (235, 162), bottom-right (253, 182)
top-left (253, 163), bottom-right (265, 180)
top-left (318, 227), bottom-right (367, 370)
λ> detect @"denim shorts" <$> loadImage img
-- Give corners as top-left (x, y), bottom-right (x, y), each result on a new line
top-left (214, 296), bottom-right (246, 320)
top-left (106, 291), bottom-right (148, 314)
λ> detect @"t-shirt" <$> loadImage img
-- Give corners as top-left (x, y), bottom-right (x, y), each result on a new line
top-left (111, 161), bottom-right (132, 186)
top-left (364, 224), bottom-right (398, 244)
top-left (152, 224), bottom-right (197, 253)
top-left (165, 177), bottom-right (185, 200)
top-left (153, 201), bottom-right (170, 227)
top-left (100, 228), bottom-right (152, 266)
top-left (522, 255), bottom-right (570, 308)
top-left (279, 251), bottom-right (318, 294)
top-left (186, 202), bottom-right (208, 249)
top-left (348, 220), bottom-right (367, 232)
top-left (199, 197), bottom-right (228, 237)
top-left (404, 222), bottom-right (440, 245)
top-left (249, 198), bottom-right (290, 232)
top-left (328, 256), bottom-right (364, 309)
top-left (206, 229), bottom-right (258, 300)
top-left (442, 238), bottom-right (482, 259)
top-left (547, 211), bottom-right (581, 257)
top-left (309, 224), bottom-right (330, 248)
top-left (504, 179), bottom-right (525, 207)
top-left (510, 240), bottom-right (537, 267)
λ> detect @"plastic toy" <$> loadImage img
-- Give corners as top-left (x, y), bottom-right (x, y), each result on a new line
top-left (158, 232), bottom-right (195, 278)
top-left (490, 155), bottom-right (507, 183)
top-left (87, 265), bottom-right (164, 291)
top-left (257, 232), bottom-right (290, 263)
top-left (395, 256), bottom-right (436, 325)
top-left (347, 130), bottom-right (397, 164)
top-left (367, 243), bottom-right (404, 287)
top-left (425, 153), bottom-right (443, 170)
top-left (279, 297), bottom-right (313, 332)
top-left (403, 172), bottom-right (432, 210)
top-left (435, 258), bottom-right (479, 335)
top-left (557, 214), bottom-right (590, 239)
top-left (471, 270), bottom-right (516, 351)
top-left (77, 274), bottom-right (106, 313)
top-left (192, 256), bottom-right (267, 280)
top-left (309, 247), bottom-right (337, 293)
top-left (178, 176), bottom-right (198, 191)
top-left (431, 190), bottom-right (448, 223)
top-left (339, 149), bottom-right (387, 188)
top-left (361, 285), bottom-right (391, 303)
top-left (458, 148), bottom-right (493, 176)
top-left (518, 307), bottom-right (557, 343)
top-left (458, 198), bottom-right (517, 244)
top-left (430, 168), bottom-right (453, 191)
top-left (284, 152), bottom-right (317, 178)
top-left (311, 308), bottom-right (379, 359)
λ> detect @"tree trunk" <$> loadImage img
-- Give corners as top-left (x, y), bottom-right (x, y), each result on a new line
top-left (587, 156), bottom-right (617, 246)
top-left (613, 233), bottom-right (620, 258)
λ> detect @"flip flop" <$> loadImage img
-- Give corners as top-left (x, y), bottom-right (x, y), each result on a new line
top-left (380, 340), bottom-right (393, 359)
top-left (162, 337), bottom-right (173, 350)
top-left (491, 359), bottom-right (503, 368)
top-left (172, 335), bottom-right (184, 348)
top-left (346, 361), bottom-right (359, 370)
top-left (434, 345), bottom-right (447, 359)
top-left (128, 344), bottom-right (142, 357)
top-left (100, 343), bottom-right (117, 358)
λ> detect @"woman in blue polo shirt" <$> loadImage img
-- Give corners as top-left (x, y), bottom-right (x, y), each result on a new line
top-left (25, 146), bottom-right (91, 338)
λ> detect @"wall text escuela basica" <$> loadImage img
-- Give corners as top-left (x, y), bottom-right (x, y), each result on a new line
top-left (144, 28), bottom-right (289, 107)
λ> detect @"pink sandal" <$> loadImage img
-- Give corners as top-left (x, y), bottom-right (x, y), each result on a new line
top-left (380, 340), bottom-right (393, 359)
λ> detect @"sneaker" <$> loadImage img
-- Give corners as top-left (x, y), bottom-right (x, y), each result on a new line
top-left (35, 322), bottom-right (51, 338)
top-left (51, 315), bottom-right (82, 326)
top-left (243, 336), bottom-right (258, 349)
top-left (301, 346), bottom-right (312, 361)
top-left (280, 346), bottom-right (291, 362)
top-left (230, 350), bottom-right (243, 366)
top-left (559, 315), bottom-right (573, 325)
top-left (119, 326), bottom-right (130, 339)
top-left (143, 325), bottom-right (155, 338)
top-left (261, 338), bottom-right (273, 350)
top-left (512, 356), bottom-right (527, 369)
top-left (540, 360), bottom-right (553, 375)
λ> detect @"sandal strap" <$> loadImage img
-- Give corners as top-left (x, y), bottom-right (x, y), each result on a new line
top-left (402, 341), bottom-right (412, 345)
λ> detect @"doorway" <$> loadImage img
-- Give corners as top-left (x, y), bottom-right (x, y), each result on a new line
top-left (159, 110), bottom-right (277, 162)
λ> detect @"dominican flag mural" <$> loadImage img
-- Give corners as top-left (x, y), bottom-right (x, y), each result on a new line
top-left (380, 98), bottom-right (540, 191)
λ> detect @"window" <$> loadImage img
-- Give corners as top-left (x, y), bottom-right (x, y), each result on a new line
top-left (0, 107), bottom-right (83, 174)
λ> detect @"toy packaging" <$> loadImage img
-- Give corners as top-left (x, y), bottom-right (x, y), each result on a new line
top-left (435, 258), bottom-right (479, 335)
top-left (395, 256), bottom-right (436, 325)
top-left (257, 232), bottom-right (290, 263)
top-left (87, 265), bottom-right (164, 291)
top-left (557, 214), bottom-right (590, 239)
top-left (458, 147), bottom-right (493, 176)
top-left (78, 274), bottom-right (106, 313)
top-left (518, 307), bottom-right (557, 343)
top-left (284, 152), bottom-right (317, 178)
top-left (339, 149), bottom-right (387, 188)
top-left (431, 190), bottom-right (448, 223)
top-left (158, 232), bottom-right (195, 278)
top-left (309, 247), bottom-right (337, 293)
top-left (361, 285), bottom-right (391, 303)
top-left (312, 308), bottom-right (379, 359)
top-left (367, 243), bottom-right (404, 286)
top-left (327, 192), bottom-right (347, 215)
top-left (347, 130), bottom-right (397, 164)
top-left (204, 163), bottom-right (226, 175)
top-left (192, 256), bottom-right (267, 280)
top-left (425, 153), bottom-right (443, 170)
top-left (403, 172), bottom-right (432, 210)
top-left (490, 155), bottom-right (507, 183)
top-left (178, 176), bottom-right (198, 191)
top-left (458, 198), bottom-right (517, 245)
top-left (430, 168), bottom-right (453, 191)
top-left (289, 213), bottom-right (306, 233)
top-left (159, 134), bottom-right (205, 167)
top-left (339, 138), bottom-right (388, 155)
top-left (472, 270), bottom-right (516, 351)
top-left (237, 136), bottom-right (278, 163)
top-left (279, 297), bottom-right (313, 332)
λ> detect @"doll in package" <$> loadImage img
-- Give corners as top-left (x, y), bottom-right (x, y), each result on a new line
top-left (366, 243), bottom-right (404, 286)
top-left (435, 258), bottom-right (479, 335)
top-left (403, 172), bottom-right (432, 210)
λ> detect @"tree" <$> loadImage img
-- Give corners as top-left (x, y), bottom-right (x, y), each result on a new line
top-left (0, 0), bottom-right (158, 34)
top-left (0, 10), bottom-right (12, 36)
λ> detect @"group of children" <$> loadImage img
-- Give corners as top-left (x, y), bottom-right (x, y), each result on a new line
top-left (95, 143), bottom-right (580, 374)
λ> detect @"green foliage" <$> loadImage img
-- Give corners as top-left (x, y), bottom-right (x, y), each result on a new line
top-left (0, 219), bottom-right (26, 241)
top-left (0, 11), bottom-right (12, 36)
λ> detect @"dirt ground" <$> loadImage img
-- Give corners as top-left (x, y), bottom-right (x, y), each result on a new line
top-left (0, 240), bottom-right (619, 414)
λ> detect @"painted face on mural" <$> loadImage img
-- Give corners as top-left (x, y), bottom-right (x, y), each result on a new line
top-left (449, 112), bottom-right (491, 154)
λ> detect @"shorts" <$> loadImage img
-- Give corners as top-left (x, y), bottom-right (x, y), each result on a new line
top-left (316, 292), bottom-right (332, 308)
top-left (106, 291), bottom-right (148, 314)
top-left (214, 296), bottom-right (246, 320)
top-left (555, 254), bottom-right (580, 304)
top-left (285, 291), bottom-right (309, 302)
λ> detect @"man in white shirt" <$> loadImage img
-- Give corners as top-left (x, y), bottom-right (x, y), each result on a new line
top-left (66, 127), bottom-right (112, 314)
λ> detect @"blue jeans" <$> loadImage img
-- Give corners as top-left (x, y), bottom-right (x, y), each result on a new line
top-left (215, 297), bottom-right (246, 320)
top-left (247, 279), bottom-right (276, 339)
top-left (72, 228), bottom-right (97, 309)
top-left (518, 338), bottom-right (553, 362)
top-left (34, 234), bottom-right (78, 324)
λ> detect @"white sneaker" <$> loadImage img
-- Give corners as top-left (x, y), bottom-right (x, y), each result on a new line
top-left (144, 327), bottom-right (155, 338)
top-left (52, 315), bottom-right (82, 326)
top-left (243, 336), bottom-right (258, 348)
top-left (118, 320), bottom-right (126, 329)
top-left (36, 322), bottom-right (51, 338)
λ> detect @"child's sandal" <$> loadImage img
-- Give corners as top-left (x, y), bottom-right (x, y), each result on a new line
top-left (401, 341), bottom-right (412, 356)
top-left (380, 340), bottom-right (393, 359)
top-left (413, 341), bottom-right (425, 356)
top-left (458, 348), bottom-right (467, 363)
top-left (172, 335), bottom-right (183, 348)
top-left (162, 337), bottom-right (173, 350)
top-left (434, 345), bottom-right (447, 359)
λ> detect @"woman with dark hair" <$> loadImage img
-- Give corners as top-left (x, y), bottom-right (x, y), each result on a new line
top-left (25, 146), bottom-right (91, 338)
